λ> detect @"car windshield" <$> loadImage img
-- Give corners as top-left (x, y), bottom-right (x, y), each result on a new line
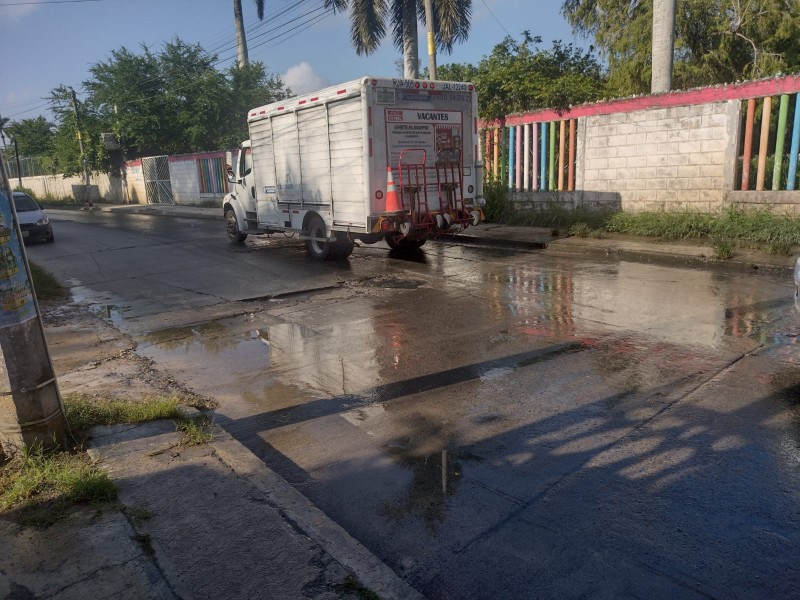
top-left (13, 194), bottom-right (39, 212)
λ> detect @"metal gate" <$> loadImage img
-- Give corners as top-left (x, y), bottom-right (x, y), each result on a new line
top-left (142, 155), bottom-right (174, 204)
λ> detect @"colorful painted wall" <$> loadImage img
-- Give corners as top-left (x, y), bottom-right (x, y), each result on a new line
top-left (483, 75), bottom-right (800, 213)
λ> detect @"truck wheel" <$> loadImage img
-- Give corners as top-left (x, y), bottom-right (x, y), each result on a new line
top-left (225, 209), bottom-right (247, 243)
top-left (331, 233), bottom-right (354, 259)
top-left (306, 215), bottom-right (331, 260)
top-left (385, 234), bottom-right (425, 251)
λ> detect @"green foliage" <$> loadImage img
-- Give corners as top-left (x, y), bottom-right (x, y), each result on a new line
top-left (438, 33), bottom-right (607, 120)
top-left (42, 39), bottom-right (289, 174)
top-left (29, 262), bottom-right (65, 301)
top-left (505, 204), bottom-right (615, 230)
top-left (481, 177), bottom-right (510, 222)
top-left (4, 117), bottom-right (55, 157)
top-left (711, 237), bottom-right (734, 259)
top-left (0, 444), bottom-right (116, 526)
top-left (606, 207), bottom-right (800, 250)
top-left (562, 0), bottom-right (800, 96)
top-left (64, 394), bottom-right (182, 432)
top-left (606, 210), bottom-right (716, 238)
top-left (176, 415), bottom-right (214, 446)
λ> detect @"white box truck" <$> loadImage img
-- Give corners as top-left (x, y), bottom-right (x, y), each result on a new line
top-left (223, 76), bottom-right (485, 259)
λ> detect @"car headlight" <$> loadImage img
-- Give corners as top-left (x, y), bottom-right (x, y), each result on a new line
top-left (36, 216), bottom-right (49, 226)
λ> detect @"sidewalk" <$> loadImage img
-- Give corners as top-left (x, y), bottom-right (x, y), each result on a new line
top-left (93, 202), bottom-right (798, 276)
top-left (1, 300), bottom-right (421, 600)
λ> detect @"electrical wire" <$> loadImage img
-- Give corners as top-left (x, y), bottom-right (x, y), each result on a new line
top-left (0, 0), bottom-right (102, 5)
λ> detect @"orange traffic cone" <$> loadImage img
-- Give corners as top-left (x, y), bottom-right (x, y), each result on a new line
top-left (385, 166), bottom-right (402, 212)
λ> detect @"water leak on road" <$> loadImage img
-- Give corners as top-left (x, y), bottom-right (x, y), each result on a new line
top-left (63, 250), bottom-right (800, 597)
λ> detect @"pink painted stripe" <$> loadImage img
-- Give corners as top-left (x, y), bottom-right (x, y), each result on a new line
top-left (482, 75), bottom-right (800, 127)
top-left (168, 150), bottom-right (229, 162)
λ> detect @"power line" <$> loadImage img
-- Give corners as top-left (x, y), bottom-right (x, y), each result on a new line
top-left (479, 0), bottom-right (511, 37)
top-left (0, 0), bottom-right (102, 5)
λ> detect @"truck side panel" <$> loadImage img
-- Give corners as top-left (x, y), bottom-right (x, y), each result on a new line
top-left (272, 113), bottom-right (302, 205)
top-left (328, 98), bottom-right (367, 228)
top-left (249, 117), bottom-right (281, 225)
top-left (297, 106), bottom-right (331, 207)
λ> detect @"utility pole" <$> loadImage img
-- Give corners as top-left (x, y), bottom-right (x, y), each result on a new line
top-left (69, 87), bottom-right (93, 208)
top-left (0, 148), bottom-right (68, 454)
top-left (13, 140), bottom-right (22, 188)
top-left (424, 0), bottom-right (437, 80)
top-left (651, 0), bottom-right (677, 93)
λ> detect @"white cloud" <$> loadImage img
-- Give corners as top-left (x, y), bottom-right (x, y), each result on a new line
top-left (282, 63), bottom-right (328, 96)
top-left (0, 4), bottom-right (38, 23)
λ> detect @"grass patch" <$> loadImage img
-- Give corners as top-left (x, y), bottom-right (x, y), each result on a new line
top-left (29, 262), bottom-right (65, 300)
top-left (606, 207), bottom-right (800, 251)
top-left (176, 415), bottom-right (214, 446)
top-left (335, 574), bottom-right (379, 600)
top-left (711, 237), bottom-right (734, 259)
top-left (64, 394), bottom-right (182, 432)
top-left (0, 444), bottom-right (116, 527)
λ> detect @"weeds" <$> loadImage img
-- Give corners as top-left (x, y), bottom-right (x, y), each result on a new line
top-left (176, 415), bottom-right (214, 446)
top-left (64, 394), bottom-right (182, 432)
top-left (335, 574), bottom-right (379, 600)
top-left (0, 444), bottom-right (116, 526)
top-left (29, 262), bottom-right (65, 300)
top-left (711, 237), bottom-right (734, 259)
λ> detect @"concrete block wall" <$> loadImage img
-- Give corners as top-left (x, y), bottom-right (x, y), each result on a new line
top-left (492, 75), bottom-right (800, 214)
top-left (18, 172), bottom-right (124, 203)
top-left (169, 160), bottom-right (201, 204)
top-left (579, 101), bottom-right (739, 212)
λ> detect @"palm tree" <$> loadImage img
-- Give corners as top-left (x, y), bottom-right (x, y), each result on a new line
top-left (327, 0), bottom-right (471, 79)
top-left (651, 0), bottom-right (676, 92)
top-left (0, 116), bottom-right (9, 150)
top-left (234, 0), bottom-right (266, 69)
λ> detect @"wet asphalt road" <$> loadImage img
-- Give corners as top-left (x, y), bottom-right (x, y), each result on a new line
top-left (29, 210), bottom-right (800, 598)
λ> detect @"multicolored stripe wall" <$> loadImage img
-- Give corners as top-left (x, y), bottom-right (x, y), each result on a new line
top-left (485, 119), bottom-right (578, 193)
top-left (482, 74), bottom-right (800, 200)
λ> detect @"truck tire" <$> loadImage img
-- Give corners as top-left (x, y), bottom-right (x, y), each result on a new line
top-left (385, 234), bottom-right (426, 251)
top-left (306, 215), bottom-right (331, 260)
top-left (225, 209), bottom-right (247, 243)
top-left (330, 233), bottom-right (354, 259)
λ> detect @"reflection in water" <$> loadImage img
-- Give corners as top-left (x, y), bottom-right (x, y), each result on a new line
top-left (380, 444), bottom-right (482, 535)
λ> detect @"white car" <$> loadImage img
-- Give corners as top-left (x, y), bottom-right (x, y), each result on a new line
top-left (13, 191), bottom-right (54, 243)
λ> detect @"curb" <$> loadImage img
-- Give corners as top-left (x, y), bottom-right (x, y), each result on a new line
top-left (212, 429), bottom-right (425, 600)
top-left (446, 233), bottom-right (549, 250)
top-left (545, 238), bottom-right (796, 277)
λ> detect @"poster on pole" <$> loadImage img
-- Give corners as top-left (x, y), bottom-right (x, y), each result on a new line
top-left (0, 191), bottom-right (36, 329)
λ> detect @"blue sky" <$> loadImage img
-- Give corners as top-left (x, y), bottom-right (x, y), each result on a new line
top-left (0, 0), bottom-right (579, 123)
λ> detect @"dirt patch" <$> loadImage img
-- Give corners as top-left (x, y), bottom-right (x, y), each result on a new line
top-left (40, 301), bottom-right (216, 410)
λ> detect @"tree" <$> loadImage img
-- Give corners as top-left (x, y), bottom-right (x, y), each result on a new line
top-left (234, 0), bottom-right (266, 68)
top-left (328, 0), bottom-right (472, 79)
top-left (0, 115), bottom-right (9, 149)
top-left (651, 0), bottom-right (676, 92)
top-left (562, 0), bottom-right (800, 96)
top-left (45, 38), bottom-right (289, 175)
top-left (436, 33), bottom-right (607, 120)
top-left (4, 117), bottom-right (55, 157)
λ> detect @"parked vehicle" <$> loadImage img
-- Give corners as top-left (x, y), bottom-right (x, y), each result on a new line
top-left (224, 76), bottom-right (485, 259)
top-left (13, 192), bottom-right (54, 243)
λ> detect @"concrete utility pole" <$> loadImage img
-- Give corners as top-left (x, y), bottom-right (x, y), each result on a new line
top-left (424, 0), bottom-right (437, 80)
top-left (69, 87), bottom-right (93, 208)
top-left (0, 149), bottom-right (68, 454)
top-left (651, 0), bottom-right (677, 93)
top-left (13, 139), bottom-right (22, 188)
